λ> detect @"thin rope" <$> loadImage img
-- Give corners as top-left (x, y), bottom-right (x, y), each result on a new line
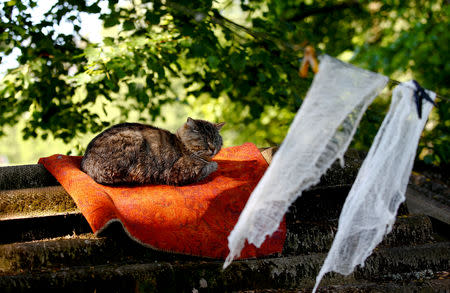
top-left (389, 80), bottom-right (449, 102)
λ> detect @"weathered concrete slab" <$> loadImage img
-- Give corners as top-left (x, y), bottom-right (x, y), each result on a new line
top-left (0, 164), bottom-right (58, 191)
top-left (406, 184), bottom-right (450, 226)
top-left (0, 242), bottom-right (448, 292)
top-left (283, 215), bottom-right (433, 255)
top-left (0, 230), bottom-right (197, 273)
top-left (240, 279), bottom-right (450, 293)
top-left (0, 186), bottom-right (77, 220)
top-left (0, 213), bottom-right (90, 245)
top-left (0, 214), bottom-right (434, 273)
top-left (379, 215), bottom-right (434, 247)
top-left (260, 147), bottom-right (365, 191)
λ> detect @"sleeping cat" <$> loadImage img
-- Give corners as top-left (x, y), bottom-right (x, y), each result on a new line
top-left (81, 117), bottom-right (225, 186)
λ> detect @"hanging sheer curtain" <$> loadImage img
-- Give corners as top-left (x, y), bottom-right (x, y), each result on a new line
top-left (313, 81), bottom-right (436, 291)
top-left (224, 55), bottom-right (389, 268)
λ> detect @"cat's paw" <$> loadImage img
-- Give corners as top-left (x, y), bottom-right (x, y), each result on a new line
top-left (199, 161), bottom-right (218, 181)
top-left (208, 161), bottom-right (218, 172)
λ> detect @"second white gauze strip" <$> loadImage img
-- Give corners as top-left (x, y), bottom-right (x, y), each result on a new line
top-left (224, 55), bottom-right (389, 268)
top-left (312, 81), bottom-right (436, 292)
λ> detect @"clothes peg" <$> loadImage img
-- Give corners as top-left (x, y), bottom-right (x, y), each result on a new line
top-left (412, 80), bottom-right (437, 119)
top-left (299, 45), bottom-right (319, 78)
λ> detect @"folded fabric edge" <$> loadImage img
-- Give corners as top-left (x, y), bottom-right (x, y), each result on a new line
top-left (95, 217), bottom-right (282, 261)
top-left (95, 218), bottom-right (215, 259)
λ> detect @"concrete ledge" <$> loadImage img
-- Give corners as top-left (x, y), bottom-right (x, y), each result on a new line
top-left (0, 215), bottom-right (435, 273)
top-left (406, 184), bottom-right (450, 225)
top-left (283, 215), bottom-right (433, 256)
top-left (0, 213), bottom-right (91, 245)
top-left (0, 242), bottom-right (448, 292)
top-left (241, 279), bottom-right (450, 293)
top-left (0, 164), bottom-right (58, 191)
top-left (0, 186), bottom-right (77, 220)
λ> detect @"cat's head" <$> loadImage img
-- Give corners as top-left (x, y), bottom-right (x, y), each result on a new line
top-left (177, 117), bottom-right (225, 160)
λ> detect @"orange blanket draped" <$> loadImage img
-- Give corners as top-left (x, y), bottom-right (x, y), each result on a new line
top-left (38, 143), bottom-right (286, 259)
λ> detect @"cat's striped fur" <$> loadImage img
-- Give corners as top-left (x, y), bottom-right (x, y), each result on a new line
top-left (81, 118), bottom-right (224, 186)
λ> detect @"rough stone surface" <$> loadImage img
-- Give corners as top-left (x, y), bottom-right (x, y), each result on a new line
top-left (316, 149), bottom-right (366, 190)
top-left (0, 164), bottom-right (58, 190)
top-left (260, 147), bottom-right (365, 191)
top-left (239, 278), bottom-right (450, 293)
top-left (0, 242), bottom-right (448, 292)
top-left (0, 213), bottom-right (91, 245)
top-left (379, 215), bottom-right (434, 247)
top-left (406, 184), bottom-right (450, 225)
top-left (353, 242), bottom-right (450, 281)
top-left (0, 186), bottom-right (77, 219)
top-left (0, 231), bottom-right (199, 273)
top-left (282, 215), bottom-right (433, 255)
top-left (0, 214), bottom-right (433, 274)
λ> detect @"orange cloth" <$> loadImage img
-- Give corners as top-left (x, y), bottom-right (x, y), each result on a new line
top-left (39, 143), bottom-right (286, 259)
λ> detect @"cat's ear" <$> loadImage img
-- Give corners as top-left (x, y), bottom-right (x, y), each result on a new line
top-left (215, 122), bottom-right (225, 131)
top-left (186, 117), bottom-right (196, 128)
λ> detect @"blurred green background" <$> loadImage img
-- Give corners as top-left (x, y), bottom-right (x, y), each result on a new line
top-left (0, 0), bottom-right (448, 167)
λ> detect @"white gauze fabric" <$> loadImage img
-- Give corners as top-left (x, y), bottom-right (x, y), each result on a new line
top-left (313, 81), bottom-right (436, 292)
top-left (224, 55), bottom-right (388, 268)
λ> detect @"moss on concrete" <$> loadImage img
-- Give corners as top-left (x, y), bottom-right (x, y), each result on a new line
top-left (1, 242), bottom-right (449, 292)
top-left (0, 186), bottom-right (77, 219)
top-left (0, 215), bottom-right (440, 275)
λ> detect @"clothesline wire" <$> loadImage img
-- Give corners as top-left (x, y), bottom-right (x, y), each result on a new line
top-left (164, 2), bottom-right (449, 103)
top-left (389, 80), bottom-right (448, 102)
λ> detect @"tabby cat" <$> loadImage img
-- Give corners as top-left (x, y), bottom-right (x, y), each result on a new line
top-left (81, 117), bottom-right (225, 186)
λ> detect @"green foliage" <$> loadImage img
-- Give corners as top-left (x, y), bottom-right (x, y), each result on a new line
top-left (0, 0), bottom-right (448, 166)
top-left (351, 1), bottom-right (449, 166)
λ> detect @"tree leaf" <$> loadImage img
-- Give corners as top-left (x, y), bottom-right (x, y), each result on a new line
top-left (207, 55), bottom-right (220, 69)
